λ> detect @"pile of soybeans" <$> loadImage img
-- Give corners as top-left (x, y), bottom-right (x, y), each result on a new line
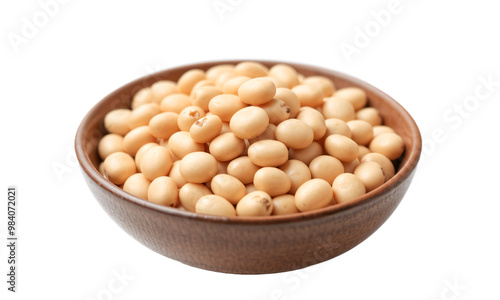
top-left (98, 61), bottom-right (405, 217)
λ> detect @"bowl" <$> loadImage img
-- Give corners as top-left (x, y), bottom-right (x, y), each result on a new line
top-left (75, 60), bottom-right (422, 274)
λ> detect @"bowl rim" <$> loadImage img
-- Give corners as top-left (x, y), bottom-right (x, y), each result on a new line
top-left (75, 59), bottom-right (422, 225)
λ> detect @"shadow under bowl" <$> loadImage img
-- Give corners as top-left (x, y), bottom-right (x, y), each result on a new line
top-left (75, 60), bottom-right (422, 274)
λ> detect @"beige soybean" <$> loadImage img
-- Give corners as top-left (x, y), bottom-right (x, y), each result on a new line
top-left (332, 173), bottom-right (366, 204)
top-left (291, 84), bottom-right (324, 107)
top-left (302, 76), bottom-right (335, 97)
top-left (132, 87), bottom-right (153, 109)
top-left (229, 106), bottom-right (269, 140)
top-left (191, 86), bottom-right (223, 112)
top-left (167, 131), bottom-right (204, 159)
top-left (104, 108), bottom-right (132, 136)
top-left (322, 96), bottom-right (356, 122)
top-left (140, 146), bottom-right (173, 181)
top-left (324, 118), bottom-right (352, 138)
top-left (354, 161), bottom-right (385, 192)
top-left (150, 80), bottom-right (177, 104)
top-left (179, 183), bottom-right (212, 212)
top-left (206, 64), bottom-right (235, 81)
top-left (179, 152), bottom-right (218, 183)
top-left (208, 94), bottom-right (247, 122)
top-left (245, 183), bottom-right (257, 194)
top-left (222, 76), bottom-right (251, 95)
top-left (123, 173), bottom-right (151, 200)
top-left (123, 126), bottom-right (157, 156)
top-left (149, 112), bottom-right (180, 140)
top-left (373, 125), bottom-right (395, 137)
top-left (356, 107), bottom-right (383, 126)
top-left (160, 93), bottom-right (192, 113)
top-left (248, 124), bottom-right (276, 144)
top-left (268, 64), bottom-right (300, 88)
top-left (103, 152), bottom-right (137, 185)
top-left (134, 142), bottom-right (159, 171)
top-left (295, 178), bottom-right (333, 212)
top-left (169, 161), bottom-right (188, 188)
top-left (190, 115), bottom-right (223, 143)
top-left (190, 79), bottom-right (214, 95)
top-left (196, 195), bottom-right (236, 217)
top-left (148, 176), bottom-right (178, 207)
top-left (358, 145), bottom-right (371, 161)
top-left (309, 155), bottom-right (344, 185)
top-left (248, 140), bottom-right (288, 167)
top-left (324, 134), bottom-right (359, 163)
top-left (192, 192), bottom-right (230, 215)
top-left (279, 159), bottom-right (311, 194)
top-left (275, 119), bottom-right (314, 149)
top-left (343, 158), bottom-right (360, 174)
top-left (275, 87), bottom-right (300, 118)
top-left (129, 103), bottom-right (161, 129)
top-left (253, 167), bottom-right (291, 197)
top-left (238, 78), bottom-right (276, 106)
top-left (259, 76), bottom-right (288, 88)
top-left (215, 72), bottom-right (237, 89)
top-left (334, 87), bottom-right (367, 111)
top-left (271, 195), bottom-right (299, 215)
top-left (236, 191), bottom-right (273, 217)
top-left (161, 143), bottom-right (180, 162)
top-left (297, 73), bottom-right (305, 83)
top-left (98, 134), bottom-right (124, 160)
top-left (289, 141), bottom-right (323, 165)
top-left (234, 61), bottom-right (268, 78)
top-left (177, 69), bottom-right (206, 95)
top-left (98, 162), bottom-right (105, 175)
top-left (296, 107), bottom-right (326, 140)
top-left (361, 153), bottom-right (395, 181)
top-left (369, 132), bottom-right (405, 160)
top-left (347, 120), bottom-right (374, 146)
top-left (227, 156), bottom-right (260, 185)
top-left (210, 174), bottom-right (246, 205)
top-left (259, 99), bottom-right (290, 125)
top-left (209, 132), bottom-right (245, 161)
top-left (177, 106), bottom-right (205, 131)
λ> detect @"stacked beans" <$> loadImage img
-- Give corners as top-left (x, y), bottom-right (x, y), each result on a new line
top-left (99, 62), bottom-right (405, 217)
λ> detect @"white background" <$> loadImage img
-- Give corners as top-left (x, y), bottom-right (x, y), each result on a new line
top-left (1, 0), bottom-right (499, 299)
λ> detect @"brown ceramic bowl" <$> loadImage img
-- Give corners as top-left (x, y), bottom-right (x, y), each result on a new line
top-left (75, 60), bottom-right (421, 274)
